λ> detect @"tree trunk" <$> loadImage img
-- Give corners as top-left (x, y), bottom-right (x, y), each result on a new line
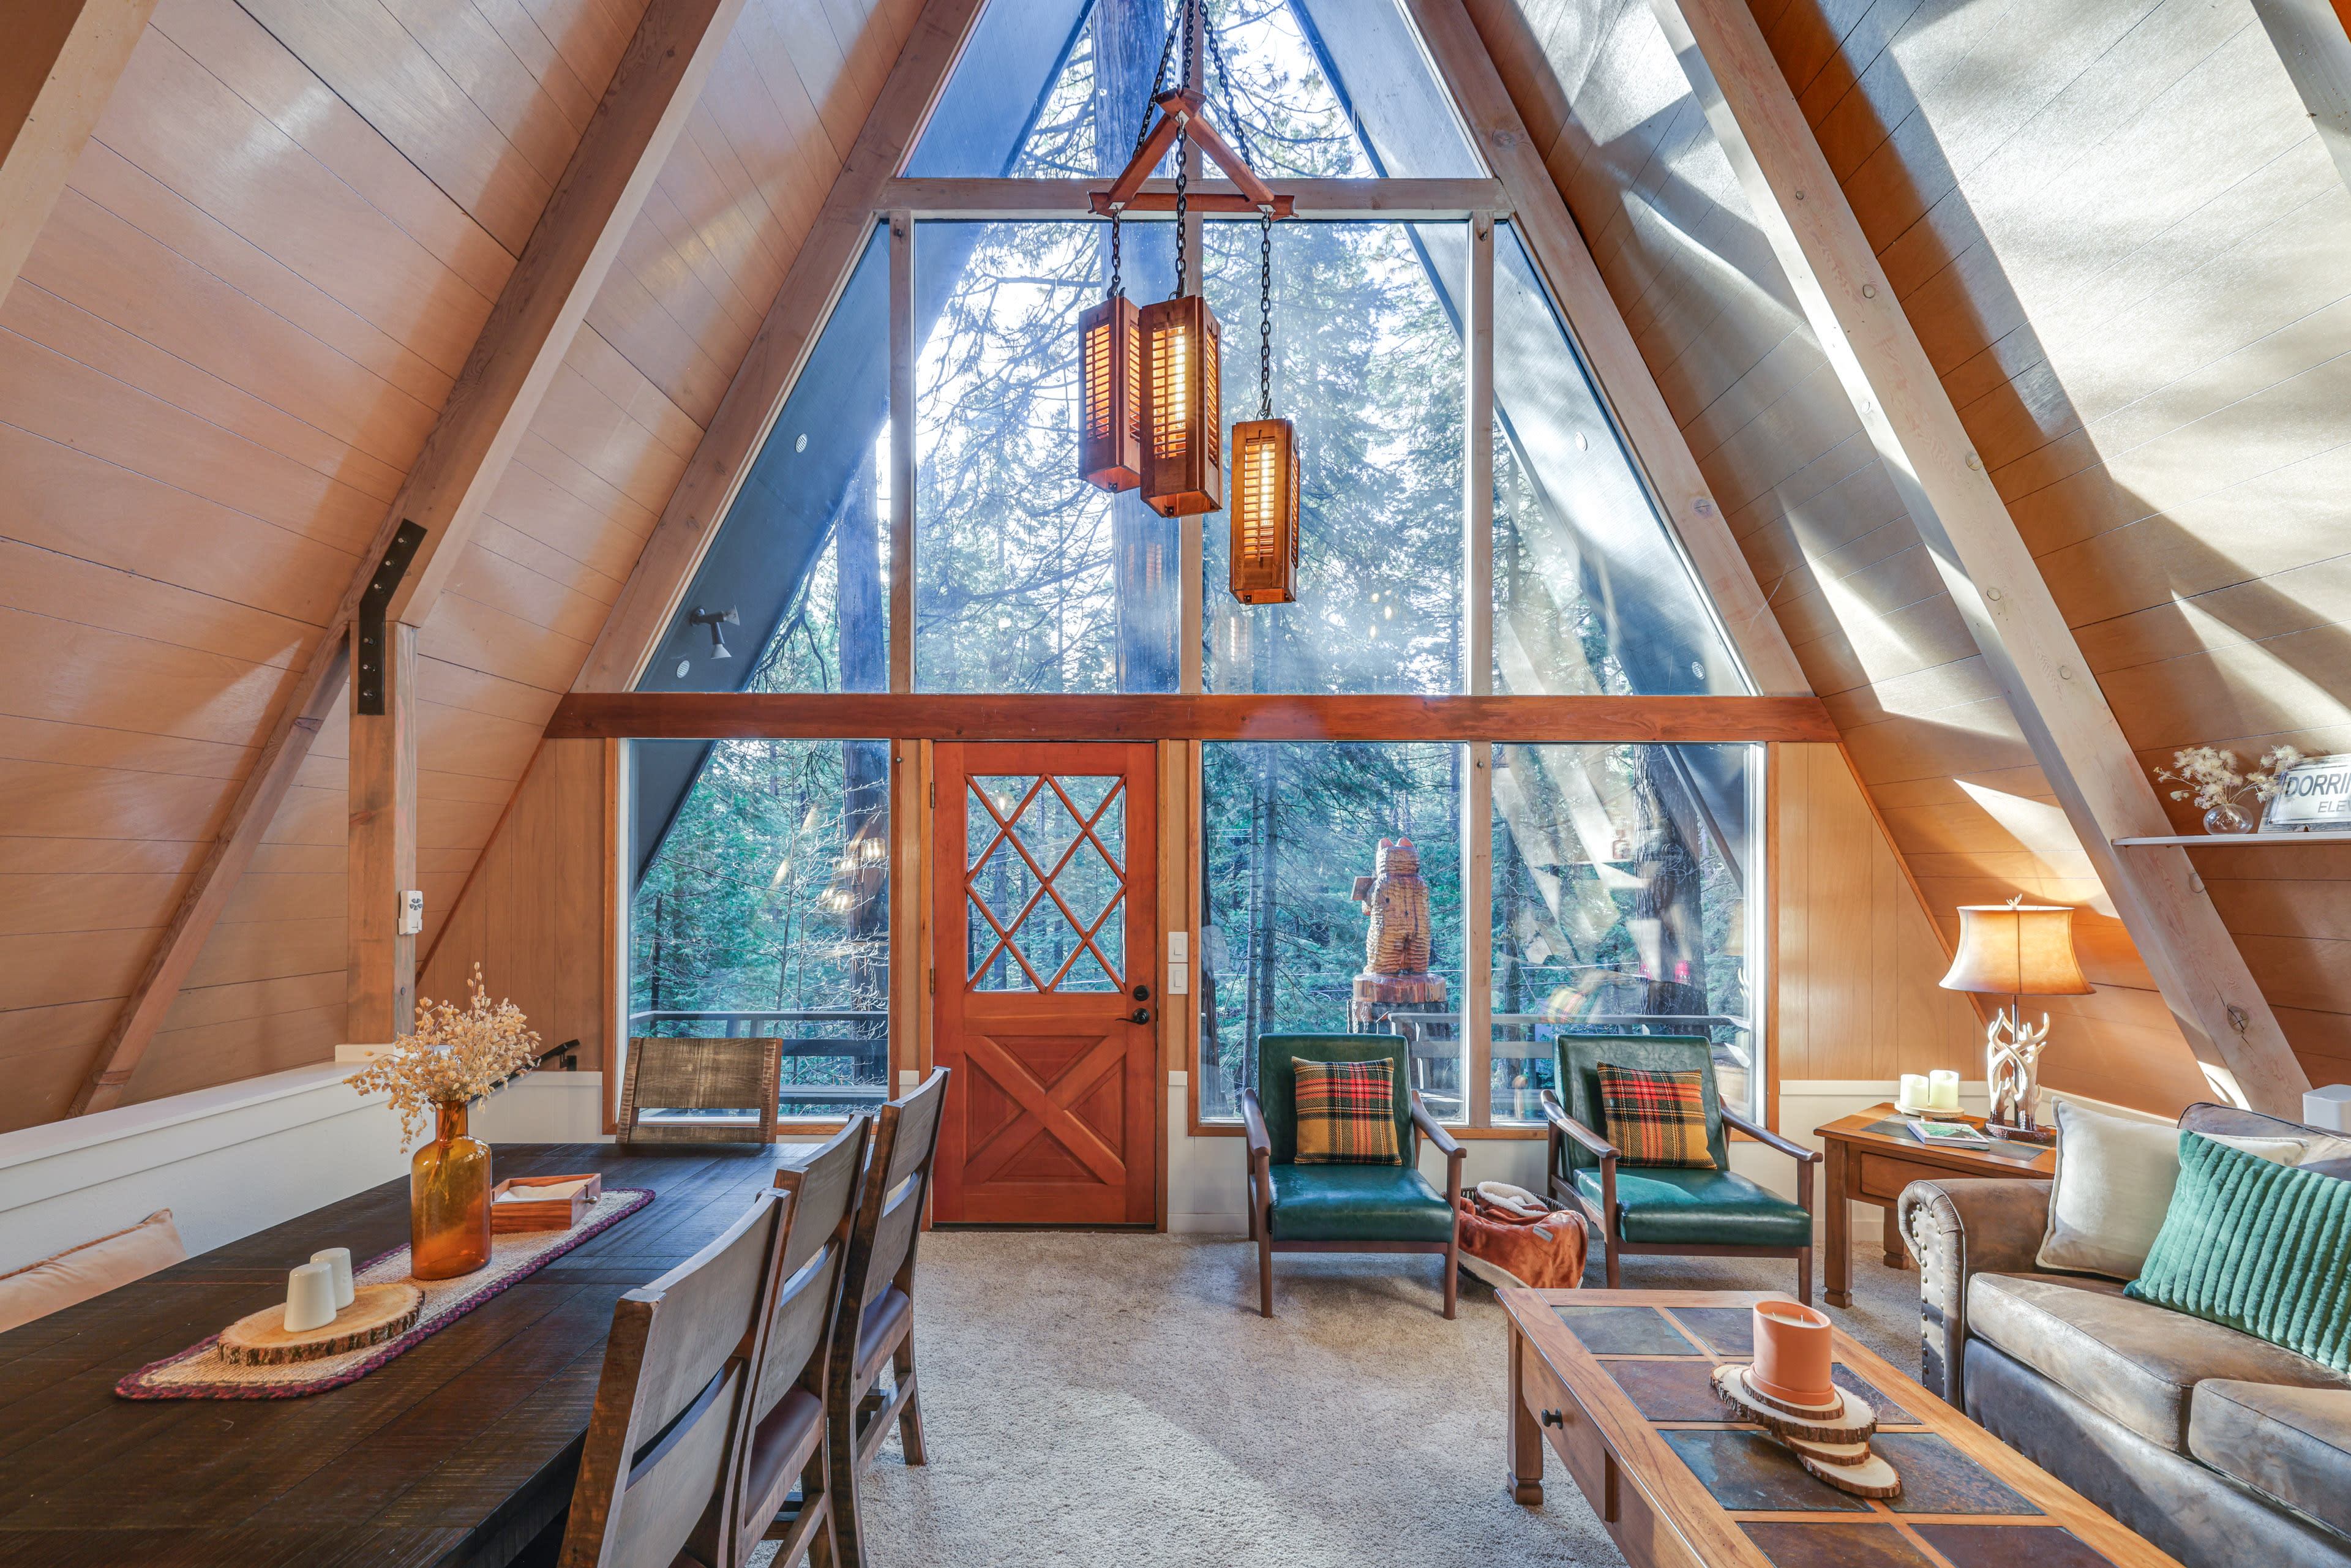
top-left (1632, 747), bottom-right (1708, 1022)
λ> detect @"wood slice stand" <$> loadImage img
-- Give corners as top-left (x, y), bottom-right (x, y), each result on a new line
top-left (1349, 972), bottom-right (1445, 1030)
top-left (219, 1283), bottom-right (423, 1366)
top-left (1711, 1364), bottom-right (1900, 1498)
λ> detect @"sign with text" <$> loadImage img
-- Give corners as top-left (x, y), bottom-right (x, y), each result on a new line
top-left (2262, 752), bottom-right (2351, 830)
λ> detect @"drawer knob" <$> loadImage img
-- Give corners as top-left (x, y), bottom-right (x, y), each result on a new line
top-left (1541, 1409), bottom-right (1564, 1428)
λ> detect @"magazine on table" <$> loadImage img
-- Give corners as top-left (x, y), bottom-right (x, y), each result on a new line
top-left (1906, 1117), bottom-right (1995, 1147)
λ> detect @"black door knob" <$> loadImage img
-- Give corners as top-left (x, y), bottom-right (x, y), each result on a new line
top-left (1129, 1008), bottom-right (1152, 1024)
top-left (1132, 984), bottom-right (1151, 1001)
top-left (1541, 1409), bottom-right (1564, 1428)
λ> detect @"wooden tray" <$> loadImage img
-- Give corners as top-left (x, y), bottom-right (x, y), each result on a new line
top-left (219, 1283), bottom-right (423, 1365)
top-left (490, 1172), bottom-right (602, 1232)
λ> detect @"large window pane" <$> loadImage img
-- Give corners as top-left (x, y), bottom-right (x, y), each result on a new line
top-left (1198, 742), bottom-right (1464, 1119)
top-left (1490, 223), bottom-right (1745, 698)
top-left (1489, 743), bottom-right (1760, 1124)
top-left (915, 219), bottom-right (1178, 693)
top-left (629, 739), bottom-right (890, 1119)
top-left (1203, 221), bottom-right (1464, 694)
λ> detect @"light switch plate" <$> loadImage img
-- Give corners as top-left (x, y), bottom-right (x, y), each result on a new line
top-left (399, 890), bottom-right (424, 936)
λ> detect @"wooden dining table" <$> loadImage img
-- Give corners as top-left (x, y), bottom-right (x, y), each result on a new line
top-left (0, 1141), bottom-right (805, 1567)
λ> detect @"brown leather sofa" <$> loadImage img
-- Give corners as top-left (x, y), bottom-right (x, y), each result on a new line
top-left (1899, 1102), bottom-right (2351, 1568)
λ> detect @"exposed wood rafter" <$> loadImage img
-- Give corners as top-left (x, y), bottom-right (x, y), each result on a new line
top-left (0, 0), bottom-right (158, 307)
top-left (2248, 0), bottom-right (2351, 195)
top-left (67, 0), bottom-right (759, 1114)
top-left (576, 0), bottom-right (990, 695)
top-left (1647, 0), bottom-right (2311, 1114)
top-left (1401, 0), bottom-right (1813, 702)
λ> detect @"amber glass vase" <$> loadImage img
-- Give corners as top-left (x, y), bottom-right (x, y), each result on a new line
top-left (410, 1100), bottom-right (493, 1280)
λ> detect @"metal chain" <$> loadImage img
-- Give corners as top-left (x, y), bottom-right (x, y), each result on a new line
top-left (1204, 18), bottom-right (1255, 173)
top-left (1173, 0), bottom-right (1194, 299)
top-left (1110, 3), bottom-right (1185, 301)
top-left (1108, 209), bottom-right (1122, 299)
top-left (1258, 211), bottom-right (1273, 416)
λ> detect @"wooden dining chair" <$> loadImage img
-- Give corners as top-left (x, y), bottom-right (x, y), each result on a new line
top-left (619, 1036), bottom-right (782, 1146)
top-left (720, 1119), bottom-right (871, 1568)
top-left (828, 1068), bottom-right (948, 1568)
top-left (558, 1190), bottom-right (785, 1568)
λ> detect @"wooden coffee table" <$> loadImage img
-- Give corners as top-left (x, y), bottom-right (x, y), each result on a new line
top-left (1815, 1105), bottom-right (2055, 1307)
top-left (1502, 1288), bottom-right (2178, 1568)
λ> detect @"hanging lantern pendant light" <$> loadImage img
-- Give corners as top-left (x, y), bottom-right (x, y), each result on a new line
top-left (1077, 214), bottom-right (1141, 492)
top-left (1230, 211), bottom-right (1297, 604)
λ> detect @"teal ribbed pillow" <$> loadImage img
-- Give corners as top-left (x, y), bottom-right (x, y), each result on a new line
top-left (2124, 1131), bottom-right (2351, 1371)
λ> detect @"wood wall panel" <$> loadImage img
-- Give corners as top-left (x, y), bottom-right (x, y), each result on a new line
top-left (0, 0), bottom-right (927, 1127)
top-left (417, 739), bottom-right (607, 1069)
top-left (1773, 743), bottom-right (1982, 1082)
top-left (1471, 0), bottom-right (2351, 1112)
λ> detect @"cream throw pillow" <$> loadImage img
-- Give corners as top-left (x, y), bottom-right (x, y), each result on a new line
top-left (0, 1209), bottom-right (186, 1334)
top-left (2037, 1103), bottom-right (2309, 1280)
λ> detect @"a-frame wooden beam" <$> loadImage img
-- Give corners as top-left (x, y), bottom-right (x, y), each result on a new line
top-left (1401, 0), bottom-right (1812, 702)
top-left (68, 0), bottom-right (757, 1115)
top-left (576, 0), bottom-right (989, 694)
top-left (1646, 0), bottom-right (2311, 1115)
top-left (2248, 0), bottom-right (2351, 196)
top-left (0, 0), bottom-right (157, 308)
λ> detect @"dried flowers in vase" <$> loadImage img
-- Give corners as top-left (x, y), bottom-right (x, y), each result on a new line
top-left (2152, 745), bottom-right (2305, 836)
top-left (347, 965), bottom-right (544, 1149)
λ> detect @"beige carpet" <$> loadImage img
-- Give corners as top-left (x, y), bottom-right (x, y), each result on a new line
top-left (762, 1225), bottom-right (1926, 1567)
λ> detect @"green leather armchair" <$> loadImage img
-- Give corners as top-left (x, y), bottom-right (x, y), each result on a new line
top-left (1240, 1033), bottom-right (1465, 1319)
top-left (1542, 1034), bottom-right (1820, 1305)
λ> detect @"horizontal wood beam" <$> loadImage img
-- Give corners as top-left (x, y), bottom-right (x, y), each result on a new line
top-left (576, 0), bottom-right (988, 694)
top-left (0, 0), bottom-right (157, 308)
top-left (879, 176), bottom-right (1510, 221)
top-left (1650, 0), bottom-right (2310, 1114)
top-left (68, 0), bottom-right (757, 1115)
top-left (543, 692), bottom-right (1836, 744)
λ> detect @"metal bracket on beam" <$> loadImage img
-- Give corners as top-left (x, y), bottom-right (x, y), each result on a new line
top-left (356, 522), bottom-right (427, 716)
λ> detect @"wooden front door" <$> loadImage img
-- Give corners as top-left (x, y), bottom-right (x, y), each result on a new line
top-left (931, 742), bottom-right (1157, 1225)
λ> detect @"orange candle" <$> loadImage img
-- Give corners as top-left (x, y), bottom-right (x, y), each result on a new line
top-left (1750, 1300), bottom-right (1835, 1408)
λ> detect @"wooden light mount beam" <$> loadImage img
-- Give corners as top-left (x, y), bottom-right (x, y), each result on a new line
top-left (1091, 13), bottom-right (1289, 222)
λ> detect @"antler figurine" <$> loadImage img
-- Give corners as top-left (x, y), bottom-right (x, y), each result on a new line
top-left (1987, 1009), bottom-right (2051, 1132)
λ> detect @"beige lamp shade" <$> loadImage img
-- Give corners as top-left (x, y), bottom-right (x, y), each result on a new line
top-left (1939, 904), bottom-right (2094, 996)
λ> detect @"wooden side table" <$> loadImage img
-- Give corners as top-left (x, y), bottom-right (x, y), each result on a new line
top-left (1813, 1104), bottom-right (2055, 1308)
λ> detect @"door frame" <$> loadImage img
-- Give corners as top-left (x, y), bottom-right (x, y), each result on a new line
top-left (924, 740), bottom-right (1163, 1226)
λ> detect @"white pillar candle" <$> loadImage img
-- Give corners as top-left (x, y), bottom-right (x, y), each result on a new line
top-left (1899, 1073), bottom-right (1929, 1109)
top-left (1929, 1070), bottom-right (1962, 1112)
top-left (310, 1247), bottom-right (354, 1310)
top-left (285, 1262), bottom-right (337, 1333)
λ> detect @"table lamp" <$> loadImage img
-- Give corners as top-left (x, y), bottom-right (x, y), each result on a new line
top-left (1938, 898), bottom-right (2093, 1139)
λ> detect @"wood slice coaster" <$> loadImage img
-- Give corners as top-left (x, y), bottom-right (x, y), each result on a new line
top-left (219, 1284), bottom-right (423, 1366)
top-left (1782, 1435), bottom-right (1875, 1469)
top-left (1712, 1364), bottom-right (1878, 1444)
top-left (1791, 1444), bottom-right (1901, 1498)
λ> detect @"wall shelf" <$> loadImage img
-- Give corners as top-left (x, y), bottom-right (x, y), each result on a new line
top-left (2113, 833), bottom-right (2351, 847)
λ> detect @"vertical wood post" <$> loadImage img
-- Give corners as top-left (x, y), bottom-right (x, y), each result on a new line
top-left (349, 624), bottom-right (419, 1043)
top-left (1461, 212), bottom-right (1495, 1127)
top-left (889, 210), bottom-right (916, 696)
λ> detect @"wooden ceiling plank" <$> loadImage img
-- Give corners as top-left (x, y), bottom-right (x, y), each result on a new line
top-left (1402, 0), bottom-right (1813, 702)
top-left (66, 0), bottom-right (761, 1115)
top-left (1646, 0), bottom-right (2311, 1116)
top-left (0, 0), bottom-right (159, 309)
top-left (574, 0), bottom-right (989, 694)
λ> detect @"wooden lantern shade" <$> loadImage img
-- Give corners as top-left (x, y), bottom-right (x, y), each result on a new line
top-left (1229, 417), bottom-right (1299, 604)
top-left (1140, 294), bottom-right (1223, 517)
top-left (1078, 294), bottom-right (1141, 492)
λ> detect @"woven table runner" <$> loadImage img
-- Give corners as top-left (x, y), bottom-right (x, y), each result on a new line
top-left (118, 1187), bottom-right (653, 1400)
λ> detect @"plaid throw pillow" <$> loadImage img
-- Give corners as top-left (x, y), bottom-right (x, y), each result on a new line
top-left (1292, 1058), bottom-right (1403, 1165)
top-left (1596, 1062), bottom-right (1716, 1169)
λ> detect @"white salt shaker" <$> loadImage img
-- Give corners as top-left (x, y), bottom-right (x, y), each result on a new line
top-left (285, 1262), bottom-right (337, 1332)
top-left (310, 1247), bottom-right (354, 1310)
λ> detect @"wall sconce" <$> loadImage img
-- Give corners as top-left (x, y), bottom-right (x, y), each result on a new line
top-left (1079, 295), bottom-right (1142, 492)
top-left (689, 607), bottom-right (739, 661)
top-left (1141, 295), bottom-right (1222, 518)
top-left (1229, 418), bottom-right (1297, 603)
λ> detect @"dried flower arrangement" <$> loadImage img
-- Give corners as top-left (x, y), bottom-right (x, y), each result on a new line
top-left (2153, 745), bottom-right (2306, 812)
top-left (347, 965), bottom-right (543, 1148)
